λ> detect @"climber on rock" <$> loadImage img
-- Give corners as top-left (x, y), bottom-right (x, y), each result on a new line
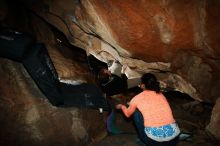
top-left (87, 54), bottom-right (142, 135)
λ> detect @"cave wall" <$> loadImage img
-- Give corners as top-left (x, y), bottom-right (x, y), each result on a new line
top-left (0, 59), bottom-right (107, 146)
top-left (18, 0), bottom-right (220, 103)
top-left (207, 98), bottom-right (220, 141)
top-left (30, 14), bottom-right (95, 84)
top-left (0, 1), bottom-right (108, 145)
top-left (1, 0), bottom-right (220, 142)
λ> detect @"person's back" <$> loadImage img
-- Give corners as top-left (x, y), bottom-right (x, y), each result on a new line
top-left (131, 90), bottom-right (175, 127)
top-left (116, 73), bottom-right (180, 146)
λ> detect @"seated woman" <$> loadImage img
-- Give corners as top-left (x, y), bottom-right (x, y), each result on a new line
top-left (116, 73), bottom-right (180, 146)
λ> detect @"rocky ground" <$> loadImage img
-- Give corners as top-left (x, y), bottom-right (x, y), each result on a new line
top-left (90, 91), bottom-right (220, 146)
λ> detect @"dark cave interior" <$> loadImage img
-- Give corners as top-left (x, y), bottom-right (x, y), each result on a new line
top-left (0, 0), bottom-right (220, 146)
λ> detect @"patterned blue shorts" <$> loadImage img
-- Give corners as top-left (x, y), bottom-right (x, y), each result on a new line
top-left (145, 123), bottom-right (180, 142)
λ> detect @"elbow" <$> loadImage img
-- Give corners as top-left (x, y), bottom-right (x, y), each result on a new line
top-left (121, 106), bottom-right (132, 118)
top-left (124, 113), bottom-right (131, 118)
top-left (123, 111), bottom-right (131, 118)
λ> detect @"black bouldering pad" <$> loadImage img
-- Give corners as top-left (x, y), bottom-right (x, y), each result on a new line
top-left (60, 83), bottom-right (110, 110)
top-left (22, 43), bottom-right (63, 106)
top-left (0, 29), bottom-right (34, 61)
top-left (22, 44), bottom-right (109, 110)
top-left (0, 29), bottom-right (110, 110)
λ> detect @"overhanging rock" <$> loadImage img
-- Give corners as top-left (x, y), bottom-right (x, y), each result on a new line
top-left (20, 0), bottom-right (220, 102)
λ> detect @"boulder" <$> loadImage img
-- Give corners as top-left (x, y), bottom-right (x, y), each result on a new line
top-left (206, 98), bottom-right (220, 140)
top-left (0, 59), bottom-right (107, 146)
top-left (19, 0), bottom-right (220, 103)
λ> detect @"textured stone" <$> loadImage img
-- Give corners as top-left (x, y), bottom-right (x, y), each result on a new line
top-left (171, 52), bottom-right (215, 102)
top-left (0, 3), bottom-right (108, 145)
top-left (30, 15), bottom-right (94, 84)
top-left (207, 98), bottom-right (220, 140)
top-left (1, 0), bottom-right (220, 145)
top-left (0, 59), bottom-right (107, 146)
top-left (17, 0), bottom-right (220, 103)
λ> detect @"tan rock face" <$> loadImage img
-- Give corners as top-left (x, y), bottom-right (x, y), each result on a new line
top-left (207, 98), bottom-right (220, 140)
top-left (1, 0), bottom-right (220, 143)
top-left (30, 14), bottom-right (95, 84)
top-left (0, 59), bottom-right (107, 146)
top-left (0, 2), bottom-right (109, 145)
top-left (20, 0), bottom-right (220, 102)
top-left (90, 0), bottom-right (196, 61)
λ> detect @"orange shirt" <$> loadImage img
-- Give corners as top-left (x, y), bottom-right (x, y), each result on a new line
top-left (121, 90), bottom-right (175, 127)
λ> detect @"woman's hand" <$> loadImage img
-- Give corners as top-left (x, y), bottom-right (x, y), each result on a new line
top-left (115, 104), bottom-right (123, 109)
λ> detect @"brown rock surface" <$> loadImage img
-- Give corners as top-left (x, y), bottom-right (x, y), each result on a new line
top-left (19, 0), bottom-right (220, 103)
top-left (0, 2), bottom-right (108, 145)
top-left (30, 14), bottom-right (94, 84)
top-left (0, 59), bottom-right (107, 146)
top-left (1, 0), bottom-right (220, 145)
top-left (207, 98), bottom-right (220, 140)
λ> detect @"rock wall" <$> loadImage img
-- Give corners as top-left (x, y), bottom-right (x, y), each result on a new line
top-left (0, 59), bottom-right (107, 146)
top-left (207, 98), bottom-right (220, 140)
top-left (30, 14), bottom-right (95, 84)
top-left (18, 0), bottom-right (220, 103)
top-left (0, 1), bottom-right (108, 145)
top-left (1, 0), bottom-right (220, 142)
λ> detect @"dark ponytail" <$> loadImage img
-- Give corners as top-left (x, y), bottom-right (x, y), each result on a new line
top-left (141, 73), bottom-right (160, 93)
